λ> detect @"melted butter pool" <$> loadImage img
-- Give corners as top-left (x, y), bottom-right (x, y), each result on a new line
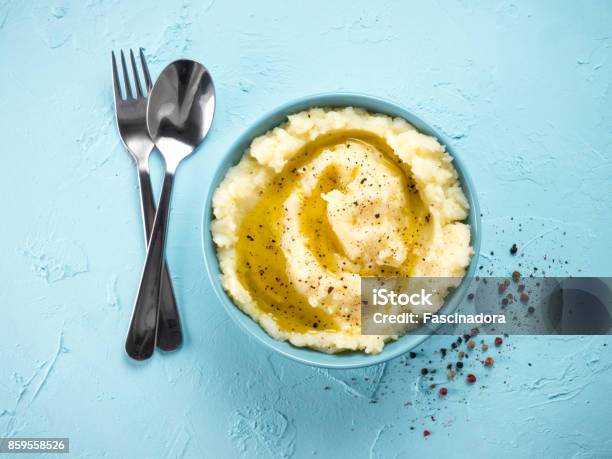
top-left (235, 130), bottom-right (431, 334)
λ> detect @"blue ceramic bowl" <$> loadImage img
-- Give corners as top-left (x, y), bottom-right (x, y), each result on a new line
top-left (202, 93), bottom-right (481, 369)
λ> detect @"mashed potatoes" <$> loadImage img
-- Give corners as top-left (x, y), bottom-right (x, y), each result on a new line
top-left (211, 107), bottom-right (472, 354)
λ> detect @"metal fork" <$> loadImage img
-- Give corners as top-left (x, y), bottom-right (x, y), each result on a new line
top-left (112, 49), bottom-right (183, 355)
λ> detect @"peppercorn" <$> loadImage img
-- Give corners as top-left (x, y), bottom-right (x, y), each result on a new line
top-left (484, 356), bottom-right (494, 367)
top-left (494, 337), bottom-right (503, 346)
top-left (438, 387), bottom-right (448, 396)
top-left (447, 370), bottom-right (456, 379)
top-left (423, 430), bottom-right (430, 437)
top-left (467, 340), bottom-right (476, 350)
top-left (456, 361), bottom-right (464, 369)
top-left (528, 306), bottom-right (535, 314)
top-left (520, 293), bottom-right (529, 302)
top-left (409, 352), bottom-right (417, 359)
top-left (466, 374), bottom-right (477, 384)
top-left (421, 368), bottom-right (428, 375)
top-left (510, 243), bottom-right (518, 255)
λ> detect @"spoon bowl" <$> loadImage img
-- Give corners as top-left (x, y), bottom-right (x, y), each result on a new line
top-left (147, 59), bottom-right (216, 164)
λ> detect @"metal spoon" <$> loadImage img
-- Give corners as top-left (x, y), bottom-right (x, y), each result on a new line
top-left (125, 59), bottom-right (215, 360)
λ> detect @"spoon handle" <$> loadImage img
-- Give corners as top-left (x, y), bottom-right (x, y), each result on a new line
top-left (126, 170), bottom-right (175, 360)
top-left (136, 167), bottom-right (183, 351)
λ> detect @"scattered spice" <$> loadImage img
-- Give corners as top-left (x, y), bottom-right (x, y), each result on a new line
top-left (510, 243), bottom-right (518, 255)
top-left (447, 370), bottom-right (456, 379)
top-left (482, 343), bottom-right (489, 351)
top-left (456, 361), bottom-right (464, 369)
top-left (467, 340), bottom-right (476, 350)
top-left (438, 387), bottom-right (448, 396)
top-left (520, 292), bottom-right (529, 302)
top-left (420, 368), bottom-right (429, 376)
top-left (484, 356), bottom-right (494, 367)
top-left (409, 352), bottom-right (417, 359)
top-left (423, 430), bottom-right (431, 437)
top-left (512, 270), bottom-right (521, 281)
top-left (494, 337), bottom-right (503, 346)
top-left (466, 374), bottom-right (477, 384)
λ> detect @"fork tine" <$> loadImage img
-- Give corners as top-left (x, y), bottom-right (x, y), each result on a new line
top-left (120, 50), bottom-right (133, 99)
top-left (139, 48), bottom-right (153, 92)
top-left (129, 49), bottom-right (144, 98)
top-left (111, 51), bottom-right (122, 100)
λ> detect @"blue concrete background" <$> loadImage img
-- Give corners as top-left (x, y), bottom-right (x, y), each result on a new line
top-left (1, 0), bottom-right (611, 457)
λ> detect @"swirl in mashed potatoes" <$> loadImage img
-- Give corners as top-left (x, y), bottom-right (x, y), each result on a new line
top-left (211, 107), bottom-right (472, 354)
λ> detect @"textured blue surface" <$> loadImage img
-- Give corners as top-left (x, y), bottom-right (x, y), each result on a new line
top-left (1, 1), bottom-right (611, 458)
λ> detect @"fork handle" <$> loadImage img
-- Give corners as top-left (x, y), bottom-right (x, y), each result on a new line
top-left (137, 166), bottom-right (183, 351)
top-left (126, 169), bottom-right (176, 360)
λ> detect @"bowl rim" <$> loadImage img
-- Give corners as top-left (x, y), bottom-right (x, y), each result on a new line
top-left (201, 92), bottom-right (481, 369)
